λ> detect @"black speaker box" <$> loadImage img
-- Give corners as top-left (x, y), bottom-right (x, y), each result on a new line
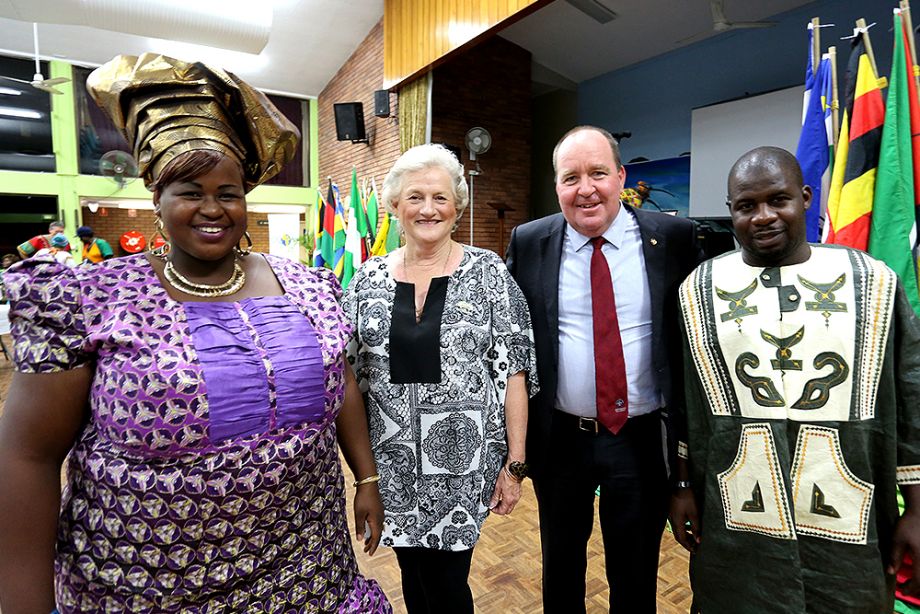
top-left (333, 102), bottom-right (366, 142)
top-left (374, 90), bottom-right (390, 117)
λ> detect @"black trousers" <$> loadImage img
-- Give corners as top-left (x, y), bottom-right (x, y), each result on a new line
top-left (393, 546), bottom-right (475, 614)
top-left (533, 410), bottom-right (670, 614)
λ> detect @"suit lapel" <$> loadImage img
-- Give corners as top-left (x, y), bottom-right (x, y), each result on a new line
top-left (540, 216), bottom-right (565, 366)
top-left (632, 206), bottom-right (666, 328)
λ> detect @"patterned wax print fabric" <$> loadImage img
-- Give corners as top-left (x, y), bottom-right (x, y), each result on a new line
top-left (5, 253), bottom-right (391, 614)
top-left (342, 246), bottom-right (538, 551)
top-left (18, 234), bottom-right (71, 259)
top-left (676, 245), bottom-right (920, 613)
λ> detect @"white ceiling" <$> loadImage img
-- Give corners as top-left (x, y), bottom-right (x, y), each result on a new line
top-left (0, 0), bottom-right (816, 97)
top-left (0, 0), bottom-right (384, 98)
top-left (501, 0), bottom-right (816, 84)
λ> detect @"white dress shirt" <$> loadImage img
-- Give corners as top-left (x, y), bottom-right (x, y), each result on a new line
top-left (556, 207), bottom-right (662, 418)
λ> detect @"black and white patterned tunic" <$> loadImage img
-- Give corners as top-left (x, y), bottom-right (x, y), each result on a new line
top-left (342, 246), bottom-right (538, 551)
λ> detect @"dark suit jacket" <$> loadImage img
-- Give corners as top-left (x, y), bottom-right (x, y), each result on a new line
top-left (505, 206), bottom-right (703, 478)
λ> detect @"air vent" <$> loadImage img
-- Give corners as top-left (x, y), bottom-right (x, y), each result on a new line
top-left (565, 0), bottom-right (618, 24)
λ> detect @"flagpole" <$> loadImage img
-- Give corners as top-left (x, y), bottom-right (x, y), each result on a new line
top-left (856, 18), bottom-right (881, 81)
top-left (811, 18), bottom-right (821, 74)
top-left (829, 45), bottom-right (840, 147)
top-left (900, 0), bottom-right (920, 94)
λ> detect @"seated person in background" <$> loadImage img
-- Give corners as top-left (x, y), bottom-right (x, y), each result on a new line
top-left (76, 226), bottom-right (114, 263)
top-left (17, 220), bottom-right (70, 259)
top-left (670, 146), bottom-right (920, 613)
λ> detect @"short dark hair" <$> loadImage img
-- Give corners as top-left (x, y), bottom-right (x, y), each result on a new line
top-left (76, 226), bottom-right (94, 238)
top-left (727, 146), bottom-right (804, 199)
top-left (552, 125), bottom-right (623, 179)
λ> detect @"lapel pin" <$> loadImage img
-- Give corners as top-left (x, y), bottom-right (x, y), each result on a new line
top-left (650, 238), bottom-right (658, 246)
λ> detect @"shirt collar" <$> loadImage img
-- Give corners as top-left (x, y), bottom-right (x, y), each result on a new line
top-left (566, 202), bottom-right (631, 251)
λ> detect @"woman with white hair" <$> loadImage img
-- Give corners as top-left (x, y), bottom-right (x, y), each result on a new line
top-left (343, 144), bottom-right (538, 613)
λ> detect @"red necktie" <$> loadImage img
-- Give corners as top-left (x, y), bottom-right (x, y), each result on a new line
top-left (590, 237), bottom-right (628, 434)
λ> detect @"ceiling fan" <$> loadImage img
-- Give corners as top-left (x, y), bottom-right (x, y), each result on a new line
top-left (677, 0), bottom-right (776, 45)
top-left (0, 23), bottom-right (71, 95)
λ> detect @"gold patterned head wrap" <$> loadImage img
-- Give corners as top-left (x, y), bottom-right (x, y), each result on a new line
top-left (86, 53), bottom-right (300, 191)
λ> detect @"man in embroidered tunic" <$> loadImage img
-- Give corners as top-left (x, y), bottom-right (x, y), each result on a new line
top-left (670, 147), bottom-right (920, 612)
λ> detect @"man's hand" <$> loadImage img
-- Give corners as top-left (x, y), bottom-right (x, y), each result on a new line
top-left (669, 488), bottom-right (701, 553)
top-left (489, 468), bottom-right (523, 515)
top-left (888, 508), bottom-right (920, 596)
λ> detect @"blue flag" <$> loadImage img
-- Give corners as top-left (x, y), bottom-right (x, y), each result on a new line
top-left (796, 28), bottom-right (832, 242)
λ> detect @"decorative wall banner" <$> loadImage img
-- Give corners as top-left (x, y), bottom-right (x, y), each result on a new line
top-left (622, 156), bottom-right (690, 217)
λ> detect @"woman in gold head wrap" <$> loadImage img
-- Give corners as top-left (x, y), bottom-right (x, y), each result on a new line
top-left (0, 54), bottom-right (390, 613)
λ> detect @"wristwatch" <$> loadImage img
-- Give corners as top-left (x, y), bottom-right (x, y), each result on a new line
top-left (506, 460), bottom-right (529, 482)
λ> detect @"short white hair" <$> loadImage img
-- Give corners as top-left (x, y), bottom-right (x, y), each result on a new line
top-left (381, 144), bottom-right (470, 216)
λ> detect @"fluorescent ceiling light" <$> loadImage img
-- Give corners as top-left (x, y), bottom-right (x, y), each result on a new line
top-left (0, 87), bottom-right (22, 96)
top-left (0, 107), bottom-right (42, 119)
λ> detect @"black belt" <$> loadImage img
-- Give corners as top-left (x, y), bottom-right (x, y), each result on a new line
top-left (554, 408), bottom-right (662, 435)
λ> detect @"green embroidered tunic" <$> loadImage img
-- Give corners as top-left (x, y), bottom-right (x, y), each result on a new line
top-left (677, 245), bottom-right (920, 613)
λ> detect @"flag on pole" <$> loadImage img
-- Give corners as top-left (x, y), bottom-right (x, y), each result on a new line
top-left (868, 9), bottom-right (920, 315)
top-left (366, 177), bottom-right (380, 244)
top-left (796, 22), bottom-right (834, 241)
top-left (341, 207), bottom-right (363, 287)
top-left (312, 187), bottom-right (326, 268)
top-left (371, 211), bottom-right (391, 256)
top-left (341, 168), bottom-right (371, 287)
top-left (824, 34), bottom-right (885, 250)
top-left (384, 214), bottom-right (401, 253)
top-left (331, 182), bottom-right (347, 278)
top-left (319, 183), bottom-right (337, 270)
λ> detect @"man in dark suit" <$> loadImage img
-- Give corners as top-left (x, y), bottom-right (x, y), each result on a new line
top-left (506, 126), bottom-right (702, 613)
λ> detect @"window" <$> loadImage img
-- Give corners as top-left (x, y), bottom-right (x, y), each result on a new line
top-left (0, 55), bottom-right (54, 172)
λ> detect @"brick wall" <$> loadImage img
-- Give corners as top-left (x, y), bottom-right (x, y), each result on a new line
top-left (318, 21), bottom-right (401, 209)
top-left (431, 37), bottom-right (532, 256)
top-left (318, 22), bottom-right (533, 256)
top-left (81, 207), bottom-right (279, 256)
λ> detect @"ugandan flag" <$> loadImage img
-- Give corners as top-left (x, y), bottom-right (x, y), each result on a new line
top-left (824, 35), bottom-right (885, 251)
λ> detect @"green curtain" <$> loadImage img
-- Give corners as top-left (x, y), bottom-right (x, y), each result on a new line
top-left (398, 74), bottom-right (428, 153)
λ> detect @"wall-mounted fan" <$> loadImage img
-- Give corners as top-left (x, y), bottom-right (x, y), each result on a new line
top-left (465, 127), bottom-right (492, 161)
top-left (0, 24), bottom-right (71, 95)
top-left (100, 150), bottom-right (139, 188)
top-left (464, 127), bottom-right (492, 245)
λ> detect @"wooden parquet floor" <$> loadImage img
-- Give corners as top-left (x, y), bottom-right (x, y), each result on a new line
top-left (0, 351), bottom-right (692, 613)
top-left (343, 464), bottom-right (692, 614)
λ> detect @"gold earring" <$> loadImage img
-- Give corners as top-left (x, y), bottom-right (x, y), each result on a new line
top-left (151, 216), bottom-right (170, 259)
top-left (236, 230), bottom-right (253, 256)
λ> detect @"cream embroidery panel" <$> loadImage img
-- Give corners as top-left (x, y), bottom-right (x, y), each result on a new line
top-left (717, 423), bottom-right (795, 539)
top-left (688, 247), bottom-right (896, 422)
top-left (790, 426), bottom-right (874, 544)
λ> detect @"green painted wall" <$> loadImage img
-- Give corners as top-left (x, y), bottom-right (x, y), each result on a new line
top-left (1, 60), bottom-right (318, 243)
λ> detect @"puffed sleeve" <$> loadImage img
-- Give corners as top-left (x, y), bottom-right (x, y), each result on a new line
top-left (5, 254), bottom-right (91, 373)
top-left (485, 253), bottom-right (539, 406)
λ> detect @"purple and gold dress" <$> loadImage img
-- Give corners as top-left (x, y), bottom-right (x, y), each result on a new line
top-left (6, 253), bottom-right (390, 614)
